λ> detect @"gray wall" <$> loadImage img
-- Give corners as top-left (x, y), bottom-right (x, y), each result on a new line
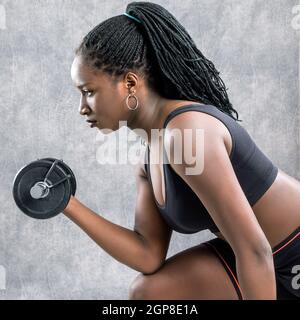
top-left (0, 0), bottom-right (298, 299)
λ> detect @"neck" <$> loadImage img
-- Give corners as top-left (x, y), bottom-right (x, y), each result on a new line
top-left (127, 96), bottom-right (171, 145)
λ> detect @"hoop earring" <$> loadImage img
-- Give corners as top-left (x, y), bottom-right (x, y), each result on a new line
top-left (126, 92), bottom-right (139, 111)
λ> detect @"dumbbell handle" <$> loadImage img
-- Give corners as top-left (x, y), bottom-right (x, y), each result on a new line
top-left (44, 159), bottom-right (60, 182)
top-left (48, 175), bottom-right (71, 188)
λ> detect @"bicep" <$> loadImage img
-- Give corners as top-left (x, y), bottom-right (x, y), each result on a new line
top-left (133, 150), bottom-right (173, 265)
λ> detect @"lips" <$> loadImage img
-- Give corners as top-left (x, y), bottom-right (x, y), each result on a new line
top-left (86, 119), bottom-right (97, 128)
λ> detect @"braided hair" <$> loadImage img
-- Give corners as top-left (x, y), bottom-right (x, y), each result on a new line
top-left (75, 1), bottom-right (242, 122)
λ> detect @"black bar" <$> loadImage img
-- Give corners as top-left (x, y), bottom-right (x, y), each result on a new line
top-left (0, 300), bottom-right (295, 319)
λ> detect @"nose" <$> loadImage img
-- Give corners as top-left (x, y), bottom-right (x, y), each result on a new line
top-left (78, 96), bottom-right (91, 116)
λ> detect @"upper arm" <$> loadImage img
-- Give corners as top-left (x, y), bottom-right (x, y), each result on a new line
top-left (133, 147), bottom-right (173, 267)
top-left (164, 112), bottom-right (272, 258)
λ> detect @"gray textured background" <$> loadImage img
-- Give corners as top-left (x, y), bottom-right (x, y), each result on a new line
top-left (0, 0), bottom-right (298, 299)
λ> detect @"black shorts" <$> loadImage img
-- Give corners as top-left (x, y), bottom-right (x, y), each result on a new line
top-left (203, 225), bottom-right (300, 300)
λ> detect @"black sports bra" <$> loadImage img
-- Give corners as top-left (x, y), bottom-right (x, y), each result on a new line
top-left (144, 104), bottom-right (278, 234)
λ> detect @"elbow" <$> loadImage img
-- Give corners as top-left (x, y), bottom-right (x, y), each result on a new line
top-left (253, 242), bottom-right (273, 261)
top-left (237, 242), bottom-right (273, 263)
top-left (141, 257), bottom-right (165, 276)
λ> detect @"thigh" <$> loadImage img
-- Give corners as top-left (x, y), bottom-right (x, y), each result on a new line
top-left (129, 241), bottom-right (241, 300)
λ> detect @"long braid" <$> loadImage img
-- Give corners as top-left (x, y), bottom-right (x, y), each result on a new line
top-left (75, 1), bottom-right (242, 122)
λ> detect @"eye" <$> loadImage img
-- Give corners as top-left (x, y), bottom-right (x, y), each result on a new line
top-left (82, 90), bottom-right (94, 97)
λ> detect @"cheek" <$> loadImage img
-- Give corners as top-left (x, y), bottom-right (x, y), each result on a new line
top-left (91, 93), bottom-right (106, 112)
top-left (103, 91), bottom-right (124, 114)
top-left (93, 95), bottom-right (116, 119)
top-left (94, 87), bottom-right (126, 118)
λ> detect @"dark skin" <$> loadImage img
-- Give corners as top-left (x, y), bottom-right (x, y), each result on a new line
top-left (67, 54), bottom-right (300, 299)
top-left (70, 54), bottom-right (180, 141)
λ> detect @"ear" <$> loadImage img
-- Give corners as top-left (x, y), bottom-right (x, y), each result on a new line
top-left (124, 72), bottom-right (139, 91)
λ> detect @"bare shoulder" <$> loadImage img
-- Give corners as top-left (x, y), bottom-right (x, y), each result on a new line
top-left (163, 110), bottom-right (233, 160)
top-left (165, 109), bottom-right (228, 136)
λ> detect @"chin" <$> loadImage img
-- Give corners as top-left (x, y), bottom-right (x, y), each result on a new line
top-left (97, 125), bottom-right (113, 134)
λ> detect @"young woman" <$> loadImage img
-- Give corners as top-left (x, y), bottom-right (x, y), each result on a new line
top-left (64, 2), bottom-right (300, 300)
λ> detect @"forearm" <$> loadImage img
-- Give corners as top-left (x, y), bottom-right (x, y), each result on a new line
top-left (63, 196), bottom-right (155, 274)
top-left (236, 252), bottom-right (276, 300)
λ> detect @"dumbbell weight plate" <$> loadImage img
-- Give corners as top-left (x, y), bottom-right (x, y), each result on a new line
top-left (13, 159), bottom-right (73, 219)
top-left (39, 158), bottom-right (76, 196)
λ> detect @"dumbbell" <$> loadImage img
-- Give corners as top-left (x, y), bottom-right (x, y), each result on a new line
top-left (12, 158), bottom-right (76, 219)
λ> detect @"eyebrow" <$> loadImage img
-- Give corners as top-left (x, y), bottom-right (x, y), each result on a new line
top-left (76, 83), bottom-right (91, 89)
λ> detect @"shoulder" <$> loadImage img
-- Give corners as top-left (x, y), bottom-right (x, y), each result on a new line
top-left (163, 110), bottom-right (231, 166)
top-left (164, 108), bottom-right (228, 137)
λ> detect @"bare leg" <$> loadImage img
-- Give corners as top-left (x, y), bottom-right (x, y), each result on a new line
top-left (128, 243), bottom-right (240, 300)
